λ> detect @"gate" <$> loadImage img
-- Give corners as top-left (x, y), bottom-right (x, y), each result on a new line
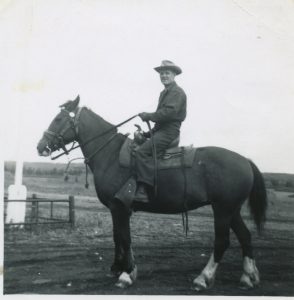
top-left (4, 194), bottom-right (75, 228)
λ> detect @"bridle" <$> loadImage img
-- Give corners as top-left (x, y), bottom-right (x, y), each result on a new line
top-left (43, 106), bottom-right (138, 161)
top-left (42, 106), bottom-right (162, 199)
top-left (44, 107), bottom-right (83, 156)
top-left (43, 106), bottom-right (138, 188)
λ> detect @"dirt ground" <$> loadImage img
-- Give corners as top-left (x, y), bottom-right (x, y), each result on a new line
top-left (4, 190), bottom-right (294, 296)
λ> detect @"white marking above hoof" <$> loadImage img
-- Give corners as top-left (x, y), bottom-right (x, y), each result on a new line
top-left (192, 276), bottom-right (208, 291)
top-left (193, 282), bottom-right (207, 292)
top-left (239, 273), bottom-right (254, 290)
top-left (240, 257), bottom-right (260, 289)
top-left (129, 265), bottom-right (138, 282)
top-left (115, 272), bottom-right (133, 288)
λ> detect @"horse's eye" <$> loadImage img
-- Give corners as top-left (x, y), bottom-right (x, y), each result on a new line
top-left (55, 117), bottom-right (62, 122)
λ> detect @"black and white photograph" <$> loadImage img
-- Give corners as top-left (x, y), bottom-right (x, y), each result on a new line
top-left (1, 0), bottom-right (294, 296)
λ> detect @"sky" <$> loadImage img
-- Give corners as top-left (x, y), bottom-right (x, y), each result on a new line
top-left (0, 0), bottom-right (294, 173)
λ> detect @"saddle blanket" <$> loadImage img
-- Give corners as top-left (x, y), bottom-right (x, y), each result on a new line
top-left (119, 139), bottom-right (196, 169)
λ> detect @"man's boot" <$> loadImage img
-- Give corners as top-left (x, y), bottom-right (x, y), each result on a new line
top-left (134, 183), bottom-right (149, 203)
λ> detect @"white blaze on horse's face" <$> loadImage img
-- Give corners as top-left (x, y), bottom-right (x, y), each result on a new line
top-left (160, 70), bottom-right (176, 86)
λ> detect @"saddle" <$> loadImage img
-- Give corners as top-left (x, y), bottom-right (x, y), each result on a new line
top-left (119, 138), bottom-right (196, 170)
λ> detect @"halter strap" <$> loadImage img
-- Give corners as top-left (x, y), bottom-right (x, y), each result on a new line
top-left (44, 130), bottom-right (59, 138)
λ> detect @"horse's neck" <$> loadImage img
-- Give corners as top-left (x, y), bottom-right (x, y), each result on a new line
top-left (77, 108), bottom-right (121, 171)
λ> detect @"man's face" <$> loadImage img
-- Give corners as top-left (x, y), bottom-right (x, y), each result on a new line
top-left (160, 70), bottom-right (176, 86)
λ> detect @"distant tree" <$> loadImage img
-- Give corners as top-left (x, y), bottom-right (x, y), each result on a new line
top-left (35, 168), bottom-right (43, 176)
top-left (4, 163), bottom-right (15, 173)
top-left (285, 180), bottom-right (294, 188)
top-left (24, 167), bottom-right (34, 175)
top-left (50, 167), bottom-right (58, 176)
top-left (265, 180), bottom-right (273, 188)
top-left (271, 179), bottom-right (279, 188)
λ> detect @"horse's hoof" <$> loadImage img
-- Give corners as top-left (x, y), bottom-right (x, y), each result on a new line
top-left (239, 271), bottom-right (260, 290)
top-left (115, 272), bottom-right (133, 288)
top-left (115, 266), bottom-right (138, 288)
top-left (239, 273), bottom-right (254, 289)
top-left (241, 257), bottom-right (260, 289)
top-left (193, 281), bottom-right (207, 292)
top-left (192, 274), bottom-right (214, 291)
top-left (251, 264), bottom-right (260, 286)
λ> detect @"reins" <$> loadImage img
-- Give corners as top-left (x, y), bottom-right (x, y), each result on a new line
top-left (54, 110), bottom-right (138, 188)
top-left (51, 112), bottom-right (138, 160)
top-left (147, 120), bottom-right (158, 199)
top-left (48, 107), bottom-right (189, 236)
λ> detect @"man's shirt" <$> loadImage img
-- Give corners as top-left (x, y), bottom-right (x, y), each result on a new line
top-left (149, 81), bottom-right (187, 131)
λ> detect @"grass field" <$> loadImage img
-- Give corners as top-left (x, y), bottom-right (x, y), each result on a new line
top-left (3, 171), bottom-right (294, 295)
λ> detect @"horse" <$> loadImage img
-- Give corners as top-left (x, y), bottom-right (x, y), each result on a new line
top-left (37, 95), bottom-right (267, 291)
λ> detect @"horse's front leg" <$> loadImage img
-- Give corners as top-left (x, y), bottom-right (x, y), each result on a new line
top-left (110, 241), bottom-right (124, 277)
top-left (110, 200), bottom-right (137, 288)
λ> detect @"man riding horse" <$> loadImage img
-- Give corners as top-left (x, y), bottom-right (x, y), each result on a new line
top-left (116, 60), bottom-right (187, 202)
top-left (37, 71), bottom-right (266, 290)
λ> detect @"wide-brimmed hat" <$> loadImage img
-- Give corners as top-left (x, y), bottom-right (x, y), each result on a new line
top-left (154, 60), bottom-right (182, 75)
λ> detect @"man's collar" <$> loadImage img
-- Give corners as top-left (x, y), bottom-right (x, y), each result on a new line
top-left (164, 81), bottom-right (177, 91)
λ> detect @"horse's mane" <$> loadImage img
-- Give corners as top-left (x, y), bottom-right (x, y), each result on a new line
top-left (81, 106), bottom-right (129, 143)
top-left (82, 106), bottom-right (115, 131)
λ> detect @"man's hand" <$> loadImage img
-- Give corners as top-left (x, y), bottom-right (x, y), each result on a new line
top-left (139, 112), bottom-right (152, 122)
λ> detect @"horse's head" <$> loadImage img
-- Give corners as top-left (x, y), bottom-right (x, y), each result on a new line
top-left (37, 95), bottom-right (81, 157)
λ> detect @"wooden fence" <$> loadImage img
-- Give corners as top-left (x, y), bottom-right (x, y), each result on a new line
top-left (4, 194), bottom-right (75, 228)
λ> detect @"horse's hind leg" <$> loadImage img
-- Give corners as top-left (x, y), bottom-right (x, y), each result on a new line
top-left (231, 210), bottom-right (260, 289)
top-left (193, 206), bottom-right (232, 291)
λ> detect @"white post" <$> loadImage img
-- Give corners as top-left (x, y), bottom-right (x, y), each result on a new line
top-left (6, 162), bottom-right (27, 225)
top-left (5, 1), bottom-right (34, 226)
top-left (0, 159), bottom-right (3, 292)
top-left (6, 96), bottom-right (27, 225)
top-left (0, 159), bottom-right (3, 206)
top-left (15, 159), bottom-right (24, 186)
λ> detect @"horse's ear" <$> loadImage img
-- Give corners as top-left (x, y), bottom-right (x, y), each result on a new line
top-left (59, 95), bottom-right (80, 111)
top-left (73, 95), bottom-right (80, 106)
top-left (71, 95), bottom-right (80, 110)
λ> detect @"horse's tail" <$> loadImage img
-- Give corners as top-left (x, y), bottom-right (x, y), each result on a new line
top-left (248, 160), bottom-right (268, 233)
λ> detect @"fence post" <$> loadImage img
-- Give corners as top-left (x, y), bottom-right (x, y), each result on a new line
top-left (31, 193), bottom-right (37, 222)
top-left (69, 195), bottom-right (75, 228)
top-left (50, 201), bottom-right (53, 219)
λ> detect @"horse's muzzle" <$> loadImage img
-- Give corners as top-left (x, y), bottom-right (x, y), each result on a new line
top-left (39, 148), bottom-right (50, 157)
top-left (37, 138), bottom-right (51, 157)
